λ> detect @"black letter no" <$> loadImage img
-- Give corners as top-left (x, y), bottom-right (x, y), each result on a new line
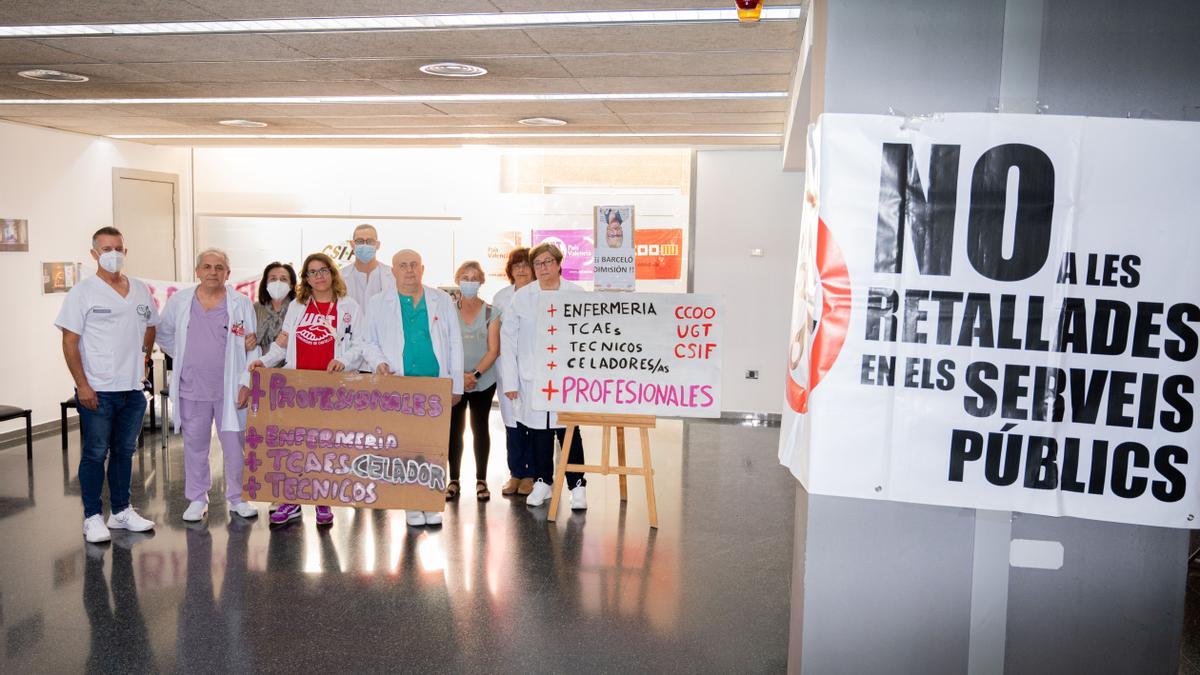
top-left (966, 144), bottom-right (1055, 282)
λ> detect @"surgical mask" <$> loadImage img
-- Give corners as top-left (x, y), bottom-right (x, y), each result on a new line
top-left (354, 244), bottom-right (376, 263)
top-left (266, 280), bottom-right (291, 300)
top-left (98, 250), bottom-right (124, 274)
top-left (459, 281), bottom-right (481, 298)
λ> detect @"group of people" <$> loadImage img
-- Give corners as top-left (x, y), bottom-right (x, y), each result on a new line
top-left (57, 224), bottom-right (590, 544)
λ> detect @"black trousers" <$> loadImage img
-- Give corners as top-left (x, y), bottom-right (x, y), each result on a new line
top-left (448, 384), bottom-right (496, 482)
top-left (524, 421), bottom-right (587, 487)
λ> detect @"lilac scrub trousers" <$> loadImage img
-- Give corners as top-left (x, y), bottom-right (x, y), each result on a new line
top-left (179, 296), bottom-right (245, 505)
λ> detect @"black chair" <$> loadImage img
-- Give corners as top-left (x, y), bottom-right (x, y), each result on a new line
top-left (61, 391), bottom-right (149, 451)
top-left (0, 405), bottom-right (33, 459)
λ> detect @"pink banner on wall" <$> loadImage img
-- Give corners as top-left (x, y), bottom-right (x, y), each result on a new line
top-left (531, 229), bottom-right (594, 281)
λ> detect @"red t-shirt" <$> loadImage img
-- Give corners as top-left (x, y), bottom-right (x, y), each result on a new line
top-left (295, 300), bottom-right (337, 371)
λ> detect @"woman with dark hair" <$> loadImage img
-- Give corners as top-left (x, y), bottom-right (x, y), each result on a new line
top-left (247, 252), bottom-right (363, 528)
top-left (492, 247), bottom-right (535, 496)
top-left (254, 262), bottom-right (297, 357)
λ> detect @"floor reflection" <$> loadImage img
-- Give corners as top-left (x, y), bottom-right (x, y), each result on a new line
top-left (1, 417), bottom-right (794, 672)
top-left (84, 535), bottom-right (156, 674)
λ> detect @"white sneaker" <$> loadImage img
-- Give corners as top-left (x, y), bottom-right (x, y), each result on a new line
top-left (230, 501), bottom-right (259, 519)
top-left (182, 500), bottom-right (208, 522)
top-left (570, 480), bottom-right (588, 510)
top-left (405, 510), bottom-right (426, 526)
top-left (525, 479), bottom-right (552, 507)
top-left (83, 514), bottom-right (111, 543)
top-left (424, 511), bottom-right (443, 526)
top-left (108, 507), bottom-right (155, 532)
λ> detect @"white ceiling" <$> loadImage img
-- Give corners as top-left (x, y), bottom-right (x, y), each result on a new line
top-left (0, 1), bottom-right (805, 146)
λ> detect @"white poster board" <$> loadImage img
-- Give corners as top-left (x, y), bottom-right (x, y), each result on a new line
top-left (779, 112), bottom-right (1200, 529)
top-left (533, 291), bottom-right (722, 417)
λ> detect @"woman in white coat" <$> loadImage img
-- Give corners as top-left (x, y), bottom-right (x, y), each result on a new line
top-left (491, 247), bottom-right (535, 496)
top-left (157, 248), bottom-right (259, 522)
top-left (499, 243), bottom-right (588, 511)
top-left (359, 248), bottom-right (464, 527)
top-left (247, 252), bottom-right (363, 528)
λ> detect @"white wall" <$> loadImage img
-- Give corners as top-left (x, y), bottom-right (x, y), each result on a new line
top-left (694, 149), bottom-right (803, 415)
top-left (0, 120), bottom-right (191, 432)
top-left (191, 146), bottom-right (691, 296)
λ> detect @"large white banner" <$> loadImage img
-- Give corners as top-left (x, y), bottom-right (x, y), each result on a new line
top-left (533, 291), bottom-right (722, 417)
top-left (780, 113), bottom-right (1200, 528)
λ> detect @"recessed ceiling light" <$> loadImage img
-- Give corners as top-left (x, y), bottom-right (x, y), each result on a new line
top-left (0, 91), bottom-right (787, 106)
top-left (218, 119), bottom-right (268, 128)
top-left (518, 117), bottom-right (567, 126)
top-left (0, 7), bottom-right (803, 38)
top-left (419, 62), bottom-right (488, 78)
top-left (17, 69), bottom-right (88, 83)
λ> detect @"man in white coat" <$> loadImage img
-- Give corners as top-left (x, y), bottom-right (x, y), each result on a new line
top-left (499, 243), bottom-right (588, 510)
top-left (340, 224), bottom-right (394, 320)
top-left (359, 249), bottom-right (464, 527)
top-left (157, 248), bottom-right (259, 522)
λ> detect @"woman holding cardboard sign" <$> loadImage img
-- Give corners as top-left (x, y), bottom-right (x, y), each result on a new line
top-left (498, 243), bottom-right (588, 511)
top-left (246, 252), bottom-right (363, 528)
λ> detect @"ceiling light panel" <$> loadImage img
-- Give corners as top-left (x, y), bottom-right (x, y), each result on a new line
top-left (0, 7), bottom-right (803, 38)
top-left (0, 92), bottom-right (788, 106)
top-left (108, 132), bottom-right (782, 140)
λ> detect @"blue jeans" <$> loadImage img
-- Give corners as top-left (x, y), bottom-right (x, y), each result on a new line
top-left (78, 390), bottom-right (146, 518)
top-left (505, 424), bottom-right (532, 479)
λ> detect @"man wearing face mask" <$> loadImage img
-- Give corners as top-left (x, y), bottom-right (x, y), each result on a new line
top-left (56, 226), bottom-right (160, 544)
top-left (339, 224), bottom-right (394, 321)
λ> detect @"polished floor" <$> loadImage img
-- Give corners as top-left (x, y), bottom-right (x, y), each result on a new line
top-left (0, 415), bottom-right (794, 673)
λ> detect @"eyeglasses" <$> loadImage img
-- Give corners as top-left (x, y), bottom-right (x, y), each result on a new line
top-left (352, 238), bottom-right (377, 246)
top-left (305, 267), bottom-right (331, 278)
top-left (532, 258), bottom-right (558, 269)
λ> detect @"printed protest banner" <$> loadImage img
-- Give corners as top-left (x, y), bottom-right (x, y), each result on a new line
top-left (594, 205), bottom-right (636, 291)
top-left (532, 292), bottom-right (722, 417)
top-left (779, 113), bottom-right (1200, 528)
top-left (635, 228), bottom-right (684, 280)
top-left (241, 368), bottom-right (452, 511)
top-left (532, 229), bottom-right (593, 281)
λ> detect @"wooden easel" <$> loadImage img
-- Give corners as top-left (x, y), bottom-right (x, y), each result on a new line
top-left (548, 412), bottom-right (659, 528)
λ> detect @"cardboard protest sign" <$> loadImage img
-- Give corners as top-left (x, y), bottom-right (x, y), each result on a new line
top-left (594, 205), bottom-right (636, 291)
top-left (241, 368), bottom-right (451, 512)
top-left (779, 113), bottom-right (1200, 528)
top-left (533, 292), bottom-right (722, 417)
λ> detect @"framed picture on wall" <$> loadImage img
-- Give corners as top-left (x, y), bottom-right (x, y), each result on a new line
top-left (1, 219), bottom-right (29, 252)
top-left (42, 262), bottom-right (81, 294)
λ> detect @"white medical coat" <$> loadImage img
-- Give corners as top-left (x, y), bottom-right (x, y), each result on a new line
top-left (156, 285), bottom-right (257, 433)
top-left (358, 286), bottom-right (465, 395)
top-left (498, 279), bottom-right (584, 430)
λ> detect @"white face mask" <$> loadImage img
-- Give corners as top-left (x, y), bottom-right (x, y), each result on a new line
top-left (459, 280), bottom-right (481, 298)
top-left (266, 280), bottom-right (292, 300)
top-left (98, 250), bottom-right (124, 274)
